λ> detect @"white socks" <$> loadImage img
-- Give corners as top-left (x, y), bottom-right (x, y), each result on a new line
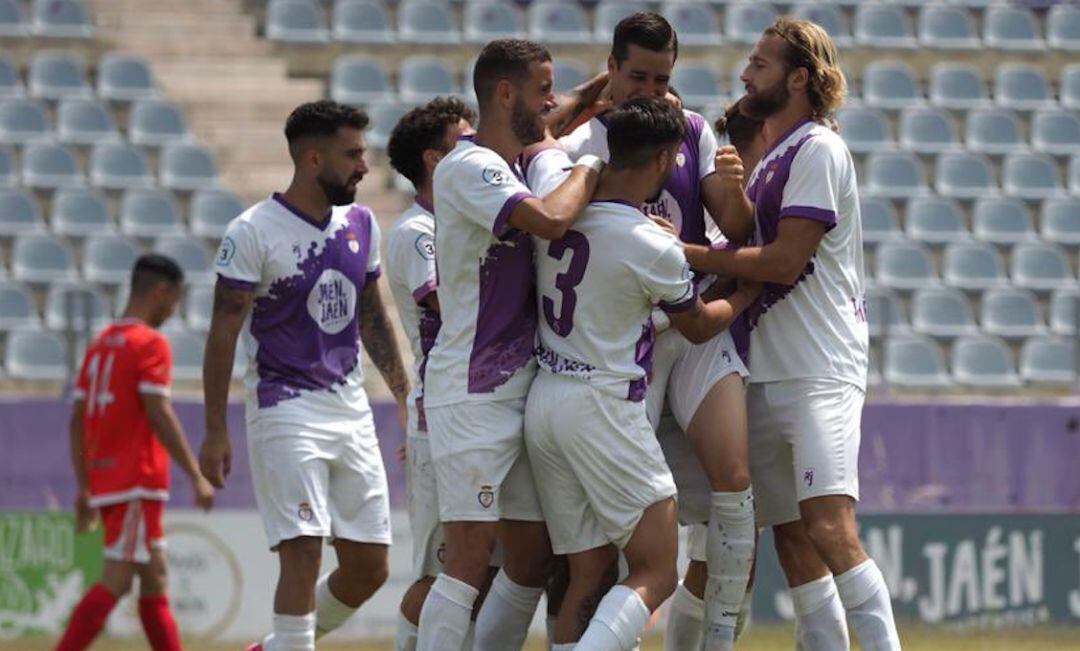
top-left (704, 489), bottom-right (755, 651)
top-left (835, 560), bottom-right (901, 651)
top-left (663, 583), bottom-right (704, 651)
top-left (416, 574), bottom-right (479, 651)
top-left (790, 575), bottom-right (848, 651)
top-left (396, 610), bottom-right (419, 651)
top-left (262, 613), bottom-right (315, 651)
top-left (474, 569), bottom-right (545, 651)
top-left (734, 585), bottom-right (753, 641)
top-left (576, 585), bottom-right (650, 651)
top-left (314, 573), bottom-right (358, 638)
top-left (547, 615), bottom-right (557, 650)
top-left (551, 645), bottom-right (576, 651)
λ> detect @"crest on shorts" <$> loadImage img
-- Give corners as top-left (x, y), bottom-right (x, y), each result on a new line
top-left (803, 469), bottom-right (814, 487)
top-left (298, 501), bottom-right (314, 522)
top-left (477, 485), bottom-right (495, 509)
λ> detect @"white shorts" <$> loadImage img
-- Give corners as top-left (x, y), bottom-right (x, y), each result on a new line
top-left (748, 379), bottom-right (865, 528)
top-left (655, 411), bottom-right (711, 526)
top-left (646, 328), bottom-right (748, 431)
top-left (427, 398), bottom-right (544, 523)
top-left (248, 418), bottom-right (392, 550)
top-left (406, 404), bottom-right (443, 578)
top-left (525, 370), bottom-right (677, 555)
top-left (687, 523), bottom-right (708, 563)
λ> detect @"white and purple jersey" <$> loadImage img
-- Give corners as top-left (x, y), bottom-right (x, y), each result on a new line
top-left (385, 199), bottom-right (440, 432)
top-left (425, 138), bottom-right (539, 407)
top-left (215, 193), bottom-right (382, 430)
top-left (744, 119), bottom-right (868, 389)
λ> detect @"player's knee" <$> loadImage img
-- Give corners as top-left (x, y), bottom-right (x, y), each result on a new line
top-left (279, 536), bottom-right (323, 578)
top-left (652, 565), bottom-right (679, 602)
top-left (721, 469), bottom-right (752, 492)
top-left (803, 515), bottom-right (847, 552)
top-left (138, 566), bottom-right (168, 595)
top-left (401, 576), bottom-right (434, 621)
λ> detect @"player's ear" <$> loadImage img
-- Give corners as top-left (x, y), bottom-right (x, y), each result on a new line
top-left (495, 78), bottom-right (514, 109)
top-left (788, 66), bottom-right (809, 93)
top-left (422, 147), bottom-right (442, 176)
top-left (606, 55), bottom-right (617, 76)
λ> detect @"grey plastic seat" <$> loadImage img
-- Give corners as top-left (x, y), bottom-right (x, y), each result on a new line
top-left (0, 188), bottom-right (44, 236)
top-left (911, 287), bottom-right (978, 338)
top-left (1041, 198), bottom-right (1080, 246)
top-left (4, 330), bottom-right (67, 380)
top-left (965, 109), bottom-right (1024, 155)
top-left (1048, 4), bottom-right (1080, 51)
top-left (898, 107), bottom-right (958, 154)
top-left (190, 188), bottom-right (243, 239)
top-left (0, 144), bottom-right (13, 186)
top-left (928, 63), bottom-right (988, 110)
top-left (836, 107), bottom-right (892, 153)
top-left (670, 63), bottom-right (722, 111)
top-left (864, 151), bottom-right (928, 198)
top-left (528, 2), bottom-right (589, 44)
top-left (552, 60), bottom-right (588, 95)
top-left (31, 0), bottom-right (92, 38)
top-left (57, 99), bottom-right (120, 145)
top-left (983, 5), bottom-right (1044, 52)
top-left (51, 188), bottom-right (111, 237)
top-left (167, 329), bottom-right (205, 381)
top-left (663, 2), bottom-right (721, 47)
top-left (332, 0), bottom-right (393, 44)
top-left (366, 101), bottom-right (409, 150)
top-left (942, 242), bottom-right (1007, 291)
top-left (89, 143), bottom-right (153, 190)
top-left (398, 1), bottom-right (460, 44)
top-left (789, 4), bottom-right (850, 48)
top-left (464, 1), bottom-right (522, 43)
top-left (154, 236), bottom-right (213, 283)
top-left (1011, 242), bottom-right (1075, 292)
top-left (860, 196), bottom-right (899, 246)
top-left (22, 142), bottom-right (82, 189)
top-left (119, 189), bottom-right (182, 238)
top-left (866, 287), bottom-right (908, 337)
top-left (28, 51), bottom-right (91, 100)
top-left (184, 283), bottom-right (215, 333)
top-left (11, 233), bottom-right (76, 283)
top-left (398, 57), bottom-right (459, 105)
top-left (884, 335), bottom-right (951, 388)
top-left (0, 282), bottom-right (39, 331)
top-left (725, 4), bottom-right (777, 44)
top-left (875, 241), bottom-right (937, 290)
top-left (96, 53), bottom-right (157, 102)
top-left (980, 287), bottom-right (1044, 339)
top-left (1062, 65), bottom-right (1080, 110)
top-left (128, 100), bottom-right (188, 147)
top-left (0, 99), bottom-right (49, 144)
top-left (972, 198), bottom-right (1034, 245)
top-left (330, 56), bottom-right (392, 105)
top-left (917, 4), bottom-right (978, 49)
top-left (994, 64), bottom-right (1053, 110)
top-left (1002, 153), bottom-right (1062, 200)
top-left (854, 4), bottom-right (915, 48)
top-left (951, 335), bottom-right (1020, 388)
top-left (0, 56), bottom-right (24, 99)
top-left (1071, 155), bottom-right (1080, 194)
top-left (862, 61), bottom-right (922, 109)
top-left (1030, 110), bottom-right (1080, 157)
top-left (1049, 289), bottom-right (1078, 335)
top-left (594, 1), bottom-right (647, 42)
top-left (904, 197), bottom-right (967, 244)
top-left (265, 0), bottom-right (330, 43)
top-left (160, 144), bottom-right (218, 191)
top-left (935, 152), bottom-right (996, 199)
top-left (0, 0), bottom-right (26, 37)
top-left (82, 234), bottom-right (138, 284)
top-left (1020, 336), bottom-right (1076, 385)
top-left (44, 283), bottom-right (109, 331)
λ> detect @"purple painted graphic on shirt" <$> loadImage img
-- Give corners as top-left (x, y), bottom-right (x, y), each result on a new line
top-left (642, 112), bottom-right (710, 246)
top-left (628, 320), bottom-right (655, 402)
top-left (250, 204), bottom-right (375, 408)
top-left (415, 306), bottom-right (440, 431)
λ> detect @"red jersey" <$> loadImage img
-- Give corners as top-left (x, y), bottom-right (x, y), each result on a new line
top-left (74, 319), bottom-right (172, 507)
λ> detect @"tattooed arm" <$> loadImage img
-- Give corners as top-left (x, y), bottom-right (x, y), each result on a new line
top-left (359, 280), bottom-right (411, 419)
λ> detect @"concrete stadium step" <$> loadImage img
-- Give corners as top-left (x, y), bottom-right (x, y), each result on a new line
top-left (94, 15), bottom-right (257, 37)
top-left (157, 77), bottom-right (324, 104)
top-left (105, 35), bottom-right (272, 57)
top-left (149, 58), bottom-right (290, 80)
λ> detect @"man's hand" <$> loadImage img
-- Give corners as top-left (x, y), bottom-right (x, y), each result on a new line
top-left (192, 475), bottom-right (215, 511)
top-left (715, 145), bottom-right (745, 188)
top-left (75, 489), bottom-right (96, 533)
top-left (198, 432), bottom-right (232, 489)
top-left (649, 215), bottom-right (679, 239)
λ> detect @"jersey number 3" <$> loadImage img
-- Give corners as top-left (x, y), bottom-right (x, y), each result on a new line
top-left (542, 230), bottom-right (590, 337)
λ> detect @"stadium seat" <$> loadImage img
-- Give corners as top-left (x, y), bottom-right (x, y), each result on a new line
top-left (528, 2), bottom-right (590, 44)
top-left (11, 233), bottom-right (76, 283)
top-left (725, 3), bottom-right (777, 45)
top-left (904, 197), bottom-right (967, 245)
top-left (397, 1), bottom-right (460, 44)
top-left (1002, 153), bottom-right (1063, 200)
top-left (128, 100), bottom-right (189, 147)
top-left (51, 188), bottom-right (111, 237)
top-left (1071, 156), bottom-right (1080, 194)
top-left (190, 188), bottom-right (243, 240)
top-left (1019, 336), bottom-right (1076, 385)
top-left (836, 107), bottom-right (892, 153)
top-left (160, 144), bottom-right (218, 191)
top-left (1062, 65), bottom-right (1080, 110)
top-left (56, 99), bottom-right (120, 145)
top-left (1048, 3), bottom-right (1080, 51)
top-left (971, 198), bottom-right (1035, 245)
top-left (0, 99), bottom-right (49, 144)
top-left (28, 51), bottom-right (91, 100)
top-left (789, 4), bottom-right (850, 48)
top-left (0, 0), bottom-right (25, 37)
top-left (862, 61), bottom-right (922, 110)
top-left (330, 56), bottom-right (393, 106)
top-left (965, 108), bottom-right (1025, 155)
top-left (96, 53), bottom-right (157, 102)
top-left (594, 1), bottom-right (647, 42)
top-left (366, 101), bottom-right (409, 150)
top-left (854, 4), bottom-right (916, 49)
top-left (21, 142), bottom-right (82, 190)
top-left (911, 287), bottom-right (978, 338)
top-left (82, 234), bottom-right (138, 285)
top-left (898, 107), bottom-right (959, 154)
top-left (154, 236), bottom-right (213, 283)
top-left (860, 196), bottom-right (899, 246)
top-left (663, 2), bottom-right (721, 47)
top-left (0, 188), bottom-right (43, 236)
top-left (1041, 198), bottom-right (1080, 246)
top-left (30, 0), bottom-right (92, 39)
top-left (0, 144), bottom-right (14, 187)
top-left (864, 151), bottom-right (928, 198)
top-left (0, 56), bottom-right (24, 99)
top-left (89, 143), bottom-right (153, 191)
top-left (1049, 289), bottom-right (1078, 335)
top-left (44, 283), bottom-right (110, 331)
top-left (398, 57), bottom-right (459, 105)
top-left (994, 64), bottom-right (1053, 110)
top-left (0, 282), bottom-right (39, 331)
top-left (983, 5), bottom-right (1044, 52)
top-left (980, 287), bottom-right (1044, 339)
top-left (866, 287), bottom-right (908, 338)
top-left (928, 63), bottom-right (988, 110)
top-left (464, 1), bottom-right (523, 43)
top-left (167, 329), bottom-right (206, 381)
top-left (942, 242), bottom-right (1007, 291)
top-left (670, 62), bottom-right (722, 111)
top-left (4, 330), bottom-right (67, 380)
top-left (552, 60), bottom-right (588, 95)
top-left (1030, 110), bottom-right (1080, 157)
top-left (265, 0), bottom-right (330, 43)
top-left (935, 152), bottom-right (996, 199)
top-left (917, 4), bottom-right (978, 49)
top-left (875, 241), bottom-right (936, 290)
top-left (883, 335), bottom-right (951, 388)
top-left (1011, 242), bottom-right (1075, 292)
top-left (119, 188), bottom-right (182, 238)
top-left (185, 283), bottom-right (214, 333)
top-left (332, 0), bottom-right (394, 44)
top-left (951, 335), bottom-right (1020, 388)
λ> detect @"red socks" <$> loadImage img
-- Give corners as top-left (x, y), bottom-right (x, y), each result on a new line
top-left (55, 583), bottom-right (118, 651)
top-left (138, 594), bottom-right (183, 651)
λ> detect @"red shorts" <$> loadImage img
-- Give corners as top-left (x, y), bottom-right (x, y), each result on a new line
top-left (100, 500), bottom-right (165, 564)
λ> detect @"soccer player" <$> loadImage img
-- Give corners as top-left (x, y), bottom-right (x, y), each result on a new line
top-left (199, 100), bottom-right (410, 651)
top-left (384, 96), bottom-right (477, 651)
top-left (57, 254), bottom-right (214, 651)
top-left (683, 18), bottom-right (901, 651)
top-left (416, 39), bottom-right (603, 651)
top-left (557, 13), bottom-right (758, 651)
top-left (525, 96), bottom-right (761, 651)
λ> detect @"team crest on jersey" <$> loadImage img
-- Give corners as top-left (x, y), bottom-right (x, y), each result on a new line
top-left (347, 231), bottom-right (360, 253)
top-left (675, 152), bottom-right (686, 168)
top-left (477, 485), bottom-right (495, 509)
top-left (298, 501), bottom-right (314, 522)
top-left (482, 166), bottom-right (508, 186)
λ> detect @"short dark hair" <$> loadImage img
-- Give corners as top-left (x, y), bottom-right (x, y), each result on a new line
top-left (284, 100), bottom-right (369, 152)
top-left (612, 12), bottom-right (678, 64)
top-left (388, 97), bottom-right (476, 188)
top-left (131, 254), bottom-right (184, 295)
top-left (606, 96), bottom-right (687, 170)
top-left (715, 98), bottom-right (763, 154)
top-left (473, 39), bottom-right (551, 110)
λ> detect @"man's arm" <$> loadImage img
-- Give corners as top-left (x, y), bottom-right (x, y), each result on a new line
top-left (545, 71), bottom-right (611, 137)
top-left (142, 394), bottom-right (214, 510)
top-left (700, 145), bottom-right (755, 245)
top-left (420, 293), bottom-right (440, 314)
top-left (668, 281), bottom-right (761, 344)
top-left (69, 399), bottom-right (94, 532)
top-left (359, 280), bottom-right (410, 408)
top-left (684, 218), bottom-right (829, 286)
top-left (507, 160), bottom-right (602, 240)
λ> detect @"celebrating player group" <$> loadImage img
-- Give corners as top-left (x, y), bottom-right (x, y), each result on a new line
top-left (58, 10), bottom-right (900, 651)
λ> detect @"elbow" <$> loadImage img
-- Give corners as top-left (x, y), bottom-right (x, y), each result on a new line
top-left (536, 217), bottom-right (570, 241)
top-left (774, 260), bottom-right (807, 286)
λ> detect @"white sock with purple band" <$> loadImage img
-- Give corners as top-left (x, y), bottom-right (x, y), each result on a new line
top-left (790, 575), bottom-right (848, 651)
top-left (314, 573), bottom-right (358, 638)
top-left (662, 583), bottom-right (704, 651)
top-left (416, 574), bottom-right (478, 651)
top-left (835, 560), bottom-right (901, 651)
top-left (474, 569), bottom-right (545, 651)
top-left (576, 585), bottom-right (650, 651)
top-left (704, 489), bottom-right (755, 651)
top-left (262, 612), bottom-right (315, 651)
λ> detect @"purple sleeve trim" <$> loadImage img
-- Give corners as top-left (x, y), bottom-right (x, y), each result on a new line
top-left (492, 191), bottom-right (536, 237)
top-left (216, 273), bottom-right (256, 291)
top-left (365, 268), bottom-right (382, 282)
top-left (659, 285), bottom-right (700, 314)
top-left (780, 205), bottom-right (837, 231)
top-left (412, 278), bottom-right (438, 303)
top-left (521, 145), bottom-right (563, 178)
